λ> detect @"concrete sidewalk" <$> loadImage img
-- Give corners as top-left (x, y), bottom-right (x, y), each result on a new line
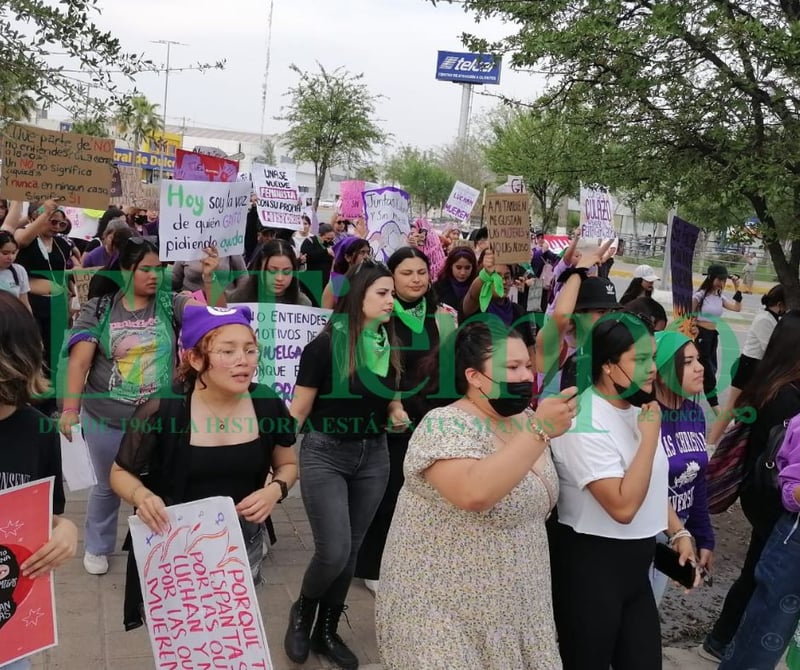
top-left (28, 487), bottom-right (781, 670)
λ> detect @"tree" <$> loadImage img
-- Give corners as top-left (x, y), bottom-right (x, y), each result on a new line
top-left (254, 138), bottom-right (277, 165)
top-left (0, 76), bottom-right (37, 124)
top-left (70, 114), bottom-right (109, 137)
top-left (484, 107), bottom-right (592, 233)
top-left (2, 1), bottom-right (151, 118)
top-left (438, 137), bottom-right (492, 193)
top-left (385, 146), bottom-right (454, 215)
top-left (442, 0), bottom-right (800, 305)
top-left (113, 94), bottom-right (163, 168)
top-left (279, 63), bottom-right (387, 209)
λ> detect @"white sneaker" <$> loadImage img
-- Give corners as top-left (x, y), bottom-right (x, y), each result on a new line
top-left (364, 579), bottom-right (379, 595)
top-left (83, 552), bottom-right (109, 575)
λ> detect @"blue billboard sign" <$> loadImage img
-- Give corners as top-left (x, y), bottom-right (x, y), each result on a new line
top-left (435, 51), bottom-right (502, 85)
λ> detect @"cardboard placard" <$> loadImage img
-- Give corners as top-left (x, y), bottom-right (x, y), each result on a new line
top-left (1, 123), bottom-right (114, 209)
top-left (175, 149), bottom-right (239, 183)
top-left (251, 163), bottom-right (302, 230)
top-left (444, 181), bottom-right (480, 221)
top-left (485, 193), bottom-right (531, 264)
top-left (580, 184), bottom-right (616, 239)
top-left (109, 166), bottom-right (159, 211)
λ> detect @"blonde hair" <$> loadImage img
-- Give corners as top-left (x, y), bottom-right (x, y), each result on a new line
top-left (0, 293), bottom-right (49, 406)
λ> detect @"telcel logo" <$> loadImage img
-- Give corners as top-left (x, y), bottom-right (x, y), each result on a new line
top-left (441, 56), bottom-right (496, 72)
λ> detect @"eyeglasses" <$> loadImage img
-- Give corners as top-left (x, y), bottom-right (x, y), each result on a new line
top-left (49, 219), bottom-right (67, 226)
top-left (209, 347), bottom-right (260, 367)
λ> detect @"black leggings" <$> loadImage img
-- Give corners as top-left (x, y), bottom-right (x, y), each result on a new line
top-left (549, 521), bottom-right (661, 670)
top-left (695, 327), bottom-right (720, 407)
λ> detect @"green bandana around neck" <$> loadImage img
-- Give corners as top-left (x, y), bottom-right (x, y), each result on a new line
top-left (478, 269), bottom-right (504, 312)
top-left (360, 326), bottom-right (391, 377)
top-left (393, 297), bottom-right (427, 334)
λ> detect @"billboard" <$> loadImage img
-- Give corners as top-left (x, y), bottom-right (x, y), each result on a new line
top-left (435, 51), bottom-right (502, 85)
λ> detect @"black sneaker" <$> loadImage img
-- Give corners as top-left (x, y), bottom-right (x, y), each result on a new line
top-left (698, 635), bottom-right (726, 663)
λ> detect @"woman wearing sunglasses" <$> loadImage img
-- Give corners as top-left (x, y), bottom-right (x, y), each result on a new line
top-left (108, 305), bottom-right (298, 632)
top-left (58, 237), bottom-right (221, 577)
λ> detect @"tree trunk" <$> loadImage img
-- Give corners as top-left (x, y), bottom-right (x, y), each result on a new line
top-left (312, 161), bottom-right (324, 211)
top-left (755, 208), bottom-right (800, 309)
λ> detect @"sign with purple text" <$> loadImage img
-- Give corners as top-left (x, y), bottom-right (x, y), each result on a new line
top-left (670, 216), bottom-right (700, 321)
top-left (444, 181), bottom-right (480, 221)
top-left (234, 303), bottom-right (330, 404)
top-left (159, 180), bottom-right (250, 262)
top-left (129, 496), bottom-right (272, 670)
top-left (580, 184), bottom-right (616, 239)
top-left (339, 180), bottom-right (365, 219)
top-left (363, 187), bottom-right (411, 262)
top-left (252, 163), bottom-right (303, 230)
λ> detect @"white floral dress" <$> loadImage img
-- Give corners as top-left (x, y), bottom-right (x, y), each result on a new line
top-left (376, 405), bottom-right (562, 669)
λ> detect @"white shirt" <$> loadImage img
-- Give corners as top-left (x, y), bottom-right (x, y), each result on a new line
top-left (0, 264), bottom-right (30, 298)
top-left (550, 388), bottom-right (669, 539)
top-left (741, 310), bottom-right (778, 359)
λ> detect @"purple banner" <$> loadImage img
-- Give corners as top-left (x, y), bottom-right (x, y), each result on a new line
top-left (670, 216), bottom-right (700, 319)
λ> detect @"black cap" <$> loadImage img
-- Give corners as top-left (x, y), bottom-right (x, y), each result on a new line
top-left (575, 277), bottom-right (621, 311)
top-left (707, 264), bottom-right (728, 279)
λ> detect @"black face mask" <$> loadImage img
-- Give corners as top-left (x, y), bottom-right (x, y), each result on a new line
top-left (481, 375), bottom-right (534, 417)
top-left (612, 366), bottom-right (654, 407)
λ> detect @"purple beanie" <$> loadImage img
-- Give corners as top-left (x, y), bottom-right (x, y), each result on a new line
top-left (180, 305), bottom-right (254, 350)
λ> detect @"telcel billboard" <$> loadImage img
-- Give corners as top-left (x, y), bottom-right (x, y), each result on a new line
top-left (435, 51), bottom-right (502, 85)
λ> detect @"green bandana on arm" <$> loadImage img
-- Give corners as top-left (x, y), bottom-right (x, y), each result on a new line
top-left (478, 269), bottom-right (504, 312)
top-left (393, 298), bottom-right (427, 334)
top-left (360, 326), bottom-right (391, 377)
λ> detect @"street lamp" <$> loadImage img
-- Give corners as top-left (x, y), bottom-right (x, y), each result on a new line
top-left (150, 39), bottom-right (187, 182)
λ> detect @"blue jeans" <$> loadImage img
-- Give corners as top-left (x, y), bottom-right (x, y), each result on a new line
top-left (299, 432), bottom-right (389, 604)
top-left (720, 511), bottom-right (800, 669)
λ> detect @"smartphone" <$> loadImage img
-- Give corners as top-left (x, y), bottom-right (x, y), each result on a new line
top-left (654, 543), bottom-right (696, 589)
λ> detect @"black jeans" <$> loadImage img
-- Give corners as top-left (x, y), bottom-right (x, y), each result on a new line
top-left (549, 521), bottom-right (661, 670)
top-left (696, 327), bottom-right (720, 407)
top-left (355, 432), bottom-right (409, 580)
top-left (299, 431), bottom-right (389, 604)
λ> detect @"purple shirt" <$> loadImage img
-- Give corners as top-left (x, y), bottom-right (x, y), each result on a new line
top-left (659, 399), bottom-right (714, 550)
top-left (82, 245), bottom-right (112, 268)
top-left (777, 414), bottom-right (800, 513)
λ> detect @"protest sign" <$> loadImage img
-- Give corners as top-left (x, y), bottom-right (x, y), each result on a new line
top-left (580, 185), bottom-right (616, 238)
top-left (252, 163), bottom-right (302, 230)
top-left (70, 269), bottom-right (95, 306)
top-left (363, 187), bottom-right (411, 261)
top-left (175, 149), bottom-right (240, 183)
top-left (110, 165), bottom-right (122, 197)
top-left (485, 193), bottom-right (531, 264)
top-left (339, 180), bottom-right (365, 218)
top-left (233, 302), bottom-right (330, 404)
top-left (62, 207), bottom-right (103, 241)
top-left (496, 176), bottom-right (526, 194)
top-left (0, 478), bottom-right (57, 667)
top-left (129, 496), bottom-right (272, 670)
top-left (670, 216), bottom-right (700, 320)
top-left (444, 181), bottom-right (480, 221)
top-left (159, 181), bottom-right (250, 262)
top-left (0, 123), bottom-right (114, 209)
top-left (110, 166), bottom-right (159, 210)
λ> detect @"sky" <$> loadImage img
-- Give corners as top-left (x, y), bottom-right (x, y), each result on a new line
top-left (52, 0), bottom-right (547, 151)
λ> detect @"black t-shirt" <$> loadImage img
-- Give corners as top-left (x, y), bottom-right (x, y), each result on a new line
top-left (16, 236), bottom-right (72, 279)
top-left (301, 237), bottom-right (333, 284)
top-left (0, 406), bottom-right (66, 514)
top-left (296, 331), bottom-right (397, 437)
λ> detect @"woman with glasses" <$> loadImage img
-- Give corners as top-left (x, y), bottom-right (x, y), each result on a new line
top-left (108, 305), bottom-right (298, 632)
top-left (284, 258), bottom-right (409, 670)
top-left (229, 239), bottom-right (311, 305)
top-left (58, 237), bottom-right (221, 577)
top-left (12, 201), bottom-right (80, 413)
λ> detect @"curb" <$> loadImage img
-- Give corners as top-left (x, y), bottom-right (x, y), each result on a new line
top-left (610, 268), bottom-right (769, 296)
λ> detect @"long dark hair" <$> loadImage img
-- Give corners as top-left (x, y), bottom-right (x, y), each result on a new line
top-left (738, 311), bottom-right (800, 411)
top-left (589, 312), bottom-right (655, 385)
top-left (88, 237), bottom-right (160, 300)
top-left (322, 259), bottom-right (402, 378)
top-left (387, 246), bottom-right (437, 310)
top-left (333, 237), bottom-right (370, 275)
top-left (623, 297), bottom-right (668, 330)
top-left (231, 239), bottom-right (301, 304)
top-left (762, 284), bottom-right (785, 309)
top-left (438, 247), bottom-right (478, 284)
top-left (0, 292), bottom-right (49, 406)
top-left (619, 278), bottom-right (652, 305)
top-left (96, 207), bottom-right (126, 239)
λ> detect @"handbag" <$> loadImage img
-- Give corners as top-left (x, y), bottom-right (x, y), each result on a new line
top-left (707, 420), bottom-right (751, 514)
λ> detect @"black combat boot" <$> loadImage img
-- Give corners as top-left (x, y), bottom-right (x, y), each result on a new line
top-left (310, 601), bottom-right (358, 669)
top-left (283, 594), bottom-right (319, 663)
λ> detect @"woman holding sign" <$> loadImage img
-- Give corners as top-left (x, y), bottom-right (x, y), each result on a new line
top-left (58, 237), bottom-right (221, 577)
top-left (109, 304), bottom-right (298, 632)
top-left (285, 259), bottom-right (409, 670)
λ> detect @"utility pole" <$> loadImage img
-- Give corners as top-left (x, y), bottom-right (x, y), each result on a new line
top-left (457, 83), bottom-right (473, 140)
top-left (151, 39), bottom-right (187, 182)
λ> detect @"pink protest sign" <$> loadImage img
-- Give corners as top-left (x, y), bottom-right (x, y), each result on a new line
top-left (129, 496), bottom-right (272, 670)
top-left (339, 180), bottom-right (365, 218)
top-left (175, 149), bottom-right (240, 183)
top-left (0, 478), bottom-right (57, 666)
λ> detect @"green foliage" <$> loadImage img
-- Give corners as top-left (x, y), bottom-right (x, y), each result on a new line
top-left (1, 0), bottom-right (151, 118)
top-left (279, 63), bottom-right (387, 209)
top-left (0, 76), bottom-right (37, 124)
top-left (70, 114), bottom-right (108, 137)
top-left (113, 94), bottom-right (163, 164)
top-left (385, 146), bottom-right (454, 214)
top-left (254, 138), bottom-right (277, 165)
top-left (437, 137), bottom-right (492, 193)
top-left (439, 0), bottom-right (800, 305)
